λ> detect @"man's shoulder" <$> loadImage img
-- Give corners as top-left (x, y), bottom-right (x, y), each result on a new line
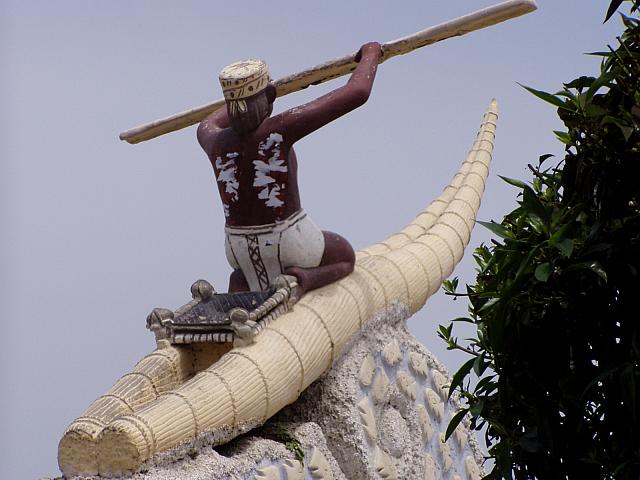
top-left (199, 120), bottom-right (240, 156)
top-left (197, 119), bottom-right (218, 150)
top-left (255, 116), bottom-right (292, 142)
top-left (198, 114), bottom-right (224, 135)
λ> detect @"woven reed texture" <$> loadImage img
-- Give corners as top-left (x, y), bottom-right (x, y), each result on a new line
top-left (59, 101), bottom-right (497, 477)
top-left (58, 342), bottom-right (231, 476)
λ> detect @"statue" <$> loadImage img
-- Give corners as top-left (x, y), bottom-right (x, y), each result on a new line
top-left (57, 2), bottom-right (537, 477)
top-left (197, 42), bottom-right (383, 298)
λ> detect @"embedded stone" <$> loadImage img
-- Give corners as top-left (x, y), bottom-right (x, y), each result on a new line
top-left (382, 339), bottom-right (402, 366)
top-left (454, 422), bottom-right (468, 449)
top-left (357, 397), bottom-right (377, 441)
top-left (283, 459), bottom-right (304, 480)
top-left (439, 433), bottom-right (453, 472)
top-left (255, 464), bottom-right (281, 480)
top-left (416, 404), bottom-right (434, 442)
top-left (359, 353), bottom-right (376, 387)
top-left (431, 370), bottom-right (449, 399)
top-left (308, 447), bottom-right (333, 479)
top-left (379, 406), bottom-right (410, 458)
top-left (375, 446), bottom-right (398, 480)
top-left (408, 351), bottom-right (429, 377)
top-left (465, 456), bottom-right (483, 480)
top-left (423, 453), bottom-right (437, 480)
top-left (372, 367), bottom-right (390, 404)
top-left (424, 388), bottom-right (444, 423)
top-left (396, 370), bottom-right (417, 401)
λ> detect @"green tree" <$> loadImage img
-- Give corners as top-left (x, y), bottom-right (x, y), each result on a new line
top-left (440, 2), bottom-right (640, 478)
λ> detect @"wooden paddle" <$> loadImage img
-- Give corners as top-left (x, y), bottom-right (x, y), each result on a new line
top-left (119, 0), bottom-right (537, 144)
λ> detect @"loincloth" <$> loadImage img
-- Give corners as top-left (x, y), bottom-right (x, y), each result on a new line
top-left (224, 209), bottom-right (325, 291)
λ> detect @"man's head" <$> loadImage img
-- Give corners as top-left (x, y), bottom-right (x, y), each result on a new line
top-left (219, 59), bottom-right (276, 135)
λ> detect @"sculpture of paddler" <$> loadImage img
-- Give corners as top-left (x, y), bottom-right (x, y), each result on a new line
top-left (197, 42), bottom-right (382, 296)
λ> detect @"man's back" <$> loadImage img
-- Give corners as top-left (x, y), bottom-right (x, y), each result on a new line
top-left (199, 116), bottom-right (302, 226)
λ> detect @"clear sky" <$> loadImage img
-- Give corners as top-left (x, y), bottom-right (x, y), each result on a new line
top-left (0, 1), bottom-right (623, 477)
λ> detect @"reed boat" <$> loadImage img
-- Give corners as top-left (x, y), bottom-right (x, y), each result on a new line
top-left (58, 100), bottom-right (498, 477)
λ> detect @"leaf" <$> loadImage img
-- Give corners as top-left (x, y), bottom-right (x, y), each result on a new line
top-left (445, 409), bottom-right (468, 441)
top-left (448, 358), bottom-right (476, 399)
top-left (555, 238), bottom-right (574, 257)
top-left (473, 354), bottom-right (488, 376)
top-left (586, 261), bottom-right (608, 282)
top-left (478, 297), bottom-right (500, 313)
top-left (564, 76), bottom-right (596, 90)
top-left (469, 399), bottom-right (484, 417)
top-left (582, 242), bottom-right (612, 255)
top-left (515, 183), bottom-right (549, 231)
top-left (566, 261), bottom-right (608, 283)
top-left (477, 220), bottom-right (513, 240)
top-left (518, 429), bottom-right (542, 453)
top-left (535, 263), bottom-right (552, 282)
top-left (604, 0), bottom-right (624, 22)
top-left (580, 365), bottom-right (621, 398)
top-left (585, 52), bottom-right (611, 57)
top-left (438, 323), bottom-right (453, 340)
top-left (522, 187), bottom-right (549, 232)
top-left (554, 130), bottom-right (571, 144)
top-left (474, 376), bottom-right (497, 395)
top-left (618, 124), bottom-right (634, 141)
top-left (512, 244), bottom-right (541, 284)
top-left (584, 73), bottom-right (612, 102)
top-left (498, 175), bottom-right (528, 189)
top-left (601, 115), bottom-right (621, 126)
top-left (518, 83), bottom-right (572, 111)
top-left (538, 154), bottom-right (555, 166)
top-left (585, 103), bottom-right (608, 117)
top-left (452, 316), bottom-right (474, 324)
top-left (577, 92), bottom-right (588, 111)
top-left (550, 220), bottom-right (573, 243)
top-left (443, 277), bottom-right (459, 293)
top-left (586, 51), bottom-right (611, 58)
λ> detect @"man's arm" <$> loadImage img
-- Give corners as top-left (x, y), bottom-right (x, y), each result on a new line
top-left (275, 42), bottom-right (383, 142)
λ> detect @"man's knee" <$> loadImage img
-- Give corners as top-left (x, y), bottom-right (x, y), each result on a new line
top-left (320, 231), bottom-right (355, 268)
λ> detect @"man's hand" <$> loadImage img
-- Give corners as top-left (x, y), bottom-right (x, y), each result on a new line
top-left (355, 41), bottom-right (383, 63)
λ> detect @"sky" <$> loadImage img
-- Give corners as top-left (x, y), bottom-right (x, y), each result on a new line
top-left (0, 1), bottom-right (624, 478)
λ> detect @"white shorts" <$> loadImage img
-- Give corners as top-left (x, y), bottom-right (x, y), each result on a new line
top-left (224, 210), bottom-right (325, 291)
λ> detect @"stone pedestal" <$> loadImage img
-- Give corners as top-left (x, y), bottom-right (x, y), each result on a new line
top-left (76, 304), bottom-right (484, 480)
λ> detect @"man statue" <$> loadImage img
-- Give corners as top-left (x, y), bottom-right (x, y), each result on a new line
top-left (197, 42), bottom-right (382, 297)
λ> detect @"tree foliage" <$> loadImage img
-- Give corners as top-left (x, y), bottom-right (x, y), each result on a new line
top-left (440, 2), bottom-right (640, 478)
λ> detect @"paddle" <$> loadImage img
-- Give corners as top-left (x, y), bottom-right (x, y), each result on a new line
top-left (119, 0), bottom-right (537, 144)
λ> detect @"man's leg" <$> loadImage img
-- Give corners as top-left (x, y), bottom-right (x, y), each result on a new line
top-left (285, 231), bottom-right (355, 298)
top-left (228, 268), bottom-right (250, 293)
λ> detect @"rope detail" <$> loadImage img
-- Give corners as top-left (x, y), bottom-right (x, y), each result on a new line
top-left (97, 394), bottom-right (134, 413)
top-left (228, 351), bottom-right (270, 421)
top-left (265, 326), bottom-right (306, 394)
top-left (121, 371), bottom-right (160, 397)
top-left (296, 303), bottom-right (336, 365)
top-left (199, 370), bottom-right (238, 429)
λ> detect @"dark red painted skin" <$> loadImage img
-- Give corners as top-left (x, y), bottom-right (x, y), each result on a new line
top-left (198, 42), bottom-right (382, 296)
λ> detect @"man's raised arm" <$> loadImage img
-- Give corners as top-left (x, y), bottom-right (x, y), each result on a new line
top-left (277, 42), bottom-right (383, 142)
